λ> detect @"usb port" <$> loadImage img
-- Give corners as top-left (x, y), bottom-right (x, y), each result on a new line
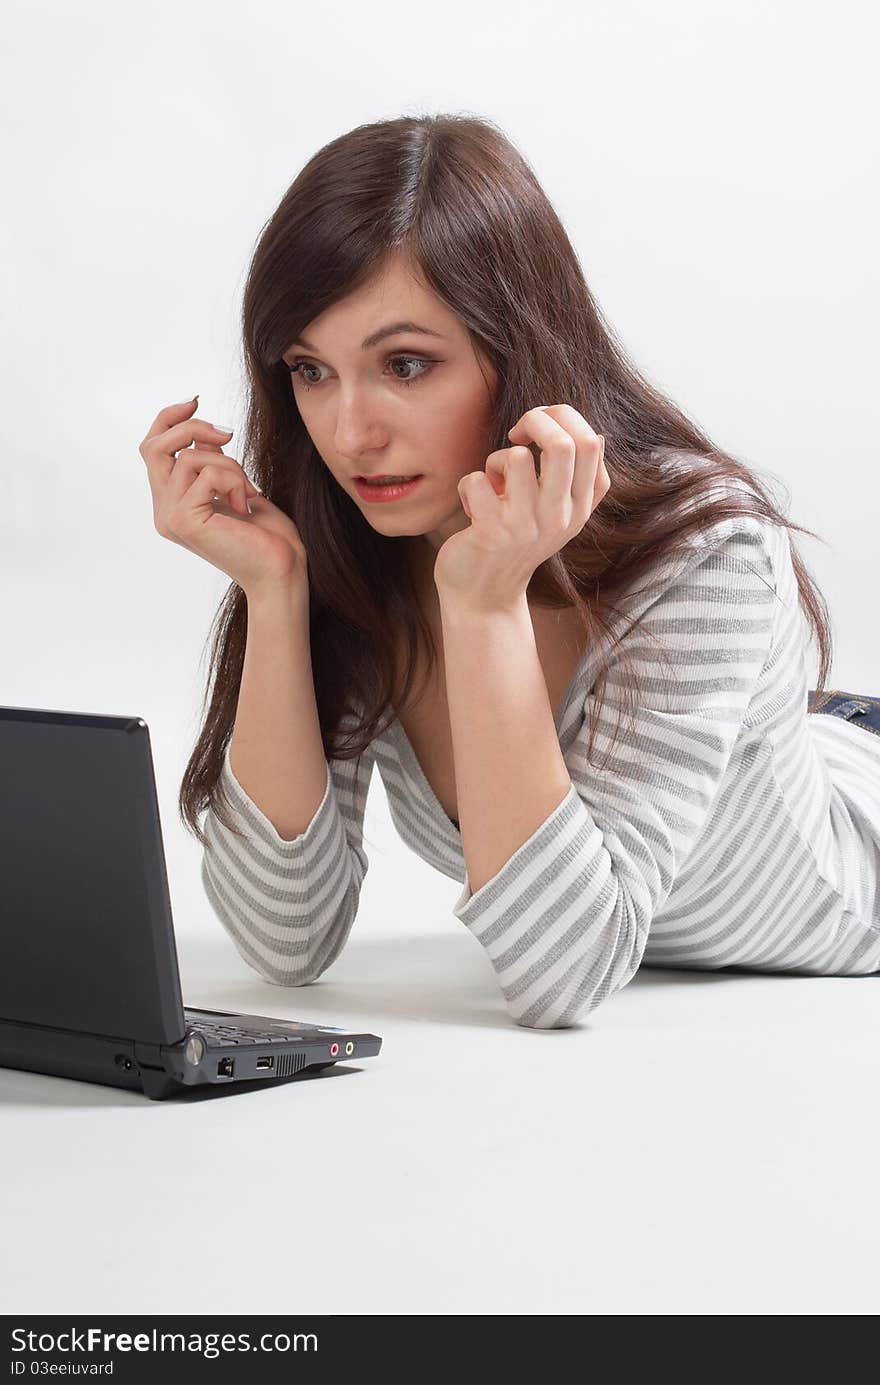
top-left (256, 1056), bottom-right (274, 1070)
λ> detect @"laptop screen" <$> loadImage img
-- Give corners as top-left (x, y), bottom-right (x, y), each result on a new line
top-left (0, 706), bottom-right (186, 1046)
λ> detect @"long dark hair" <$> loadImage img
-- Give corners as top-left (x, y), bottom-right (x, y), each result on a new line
top-left (179, 111), bottom-right (833, 849)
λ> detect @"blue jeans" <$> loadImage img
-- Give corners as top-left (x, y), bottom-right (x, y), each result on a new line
top-left (807, 689), bottom-right (880, 739)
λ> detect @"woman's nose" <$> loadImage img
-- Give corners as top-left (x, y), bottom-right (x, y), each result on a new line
top-left (333, 409), bottom-right (388, 455)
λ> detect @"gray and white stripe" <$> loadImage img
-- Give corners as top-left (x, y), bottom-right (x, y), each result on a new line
top-left (201, 511), bottom-right (880, 1027)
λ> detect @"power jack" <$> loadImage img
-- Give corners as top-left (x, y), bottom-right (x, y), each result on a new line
top-left (217, 1057), bottom-right (235, 1077)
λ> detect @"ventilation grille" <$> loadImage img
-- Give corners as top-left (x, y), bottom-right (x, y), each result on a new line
top-left (275, 1050), bottom-right (308, 1078)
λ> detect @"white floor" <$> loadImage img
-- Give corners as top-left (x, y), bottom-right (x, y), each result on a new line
top-left (2, 912), bottom-right (878, 1316)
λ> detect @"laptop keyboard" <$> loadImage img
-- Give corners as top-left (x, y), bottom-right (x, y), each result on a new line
top-left (184, 1012), bottom-right (300, 1047)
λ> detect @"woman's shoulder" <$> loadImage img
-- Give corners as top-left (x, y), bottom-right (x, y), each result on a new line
top-left (649, 446), bottom-right (778, 563)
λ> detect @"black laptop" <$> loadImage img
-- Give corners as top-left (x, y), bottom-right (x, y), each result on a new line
top-left (0, 705), bottom-right (382, 1100)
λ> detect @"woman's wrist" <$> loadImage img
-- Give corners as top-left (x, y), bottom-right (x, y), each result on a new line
top-left (244, 575), bottom-right (310, 616)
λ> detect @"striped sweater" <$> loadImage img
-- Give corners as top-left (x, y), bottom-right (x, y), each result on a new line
top-left (201, 507), bottom-right (880, 1028)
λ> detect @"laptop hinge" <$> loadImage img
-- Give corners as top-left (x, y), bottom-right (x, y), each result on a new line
top-left (133, 1040), bottom-right (166, 1069)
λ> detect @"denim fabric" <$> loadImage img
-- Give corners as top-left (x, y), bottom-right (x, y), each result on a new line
top-left (807, 689), bottom-right (880, 739)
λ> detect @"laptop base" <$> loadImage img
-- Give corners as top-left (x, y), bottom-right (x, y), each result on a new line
top-left (0, 1016), bottom-right (359, 1100)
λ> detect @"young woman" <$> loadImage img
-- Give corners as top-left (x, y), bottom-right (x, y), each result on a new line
top-left (141, 113), bottom-right (880, 1029)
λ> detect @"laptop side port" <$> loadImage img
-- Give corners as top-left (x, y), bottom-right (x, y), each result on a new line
top-left (256, 1056), bottom-right (274, 1071)
top-left (217, 1057), bottom-right (235, 1077)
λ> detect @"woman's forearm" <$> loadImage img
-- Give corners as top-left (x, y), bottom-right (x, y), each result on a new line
top-left (228, 583), bottom-right (329, 842)
top-left (438, 592), bottom-right (574, 896)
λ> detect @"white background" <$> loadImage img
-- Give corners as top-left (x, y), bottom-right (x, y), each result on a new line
top-left (1, 0), bottom-right (878, 1317)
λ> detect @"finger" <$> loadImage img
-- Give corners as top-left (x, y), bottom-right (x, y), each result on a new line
top-left (166, 447), bottom-right (255, 517)
top-left (141, 395), bottom-right (199, 443)
top-left (538, 405), bottom-right (602, 511)
top-left (494, 446), bottom-right (539, 523)
top-left (515, 406), bottom-right (602, 522)
top-left (591, 444), bottom-right (610, 509)
top-left (458, 470), bottom-right (497, 522)
top-left (532, 418), bottom-right (577, 516)
top-left (183, 438), bottom-right (262, 498)
top-left (140, 407), bottom-right (259, 515)
top-left (143, 417), bottom-right (235, 475)
top-left (139, 396), bottom-right (199, 475)
top-left (170, 460), bottom-right (254, 530)
top-left (509, 407), bottom-right (577, 499)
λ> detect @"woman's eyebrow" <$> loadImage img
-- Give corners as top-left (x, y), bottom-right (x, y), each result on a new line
top-left (286, 320), bottom-right (448, 356)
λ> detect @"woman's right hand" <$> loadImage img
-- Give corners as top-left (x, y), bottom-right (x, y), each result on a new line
top-left (139, 395), bottom-right (309, 597)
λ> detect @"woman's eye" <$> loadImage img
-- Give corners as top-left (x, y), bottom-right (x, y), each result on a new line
top-left (289, 354), bottom-right (436, 387)
top-left (289, 361), bottom-right (323, 385)
top-left (387, 355), bottom-right (435, 384)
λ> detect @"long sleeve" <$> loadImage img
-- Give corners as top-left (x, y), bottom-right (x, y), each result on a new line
top-left (200, 729), bottom-right (376, 987)
top-left (450, 519), bottom-right (779, 1029)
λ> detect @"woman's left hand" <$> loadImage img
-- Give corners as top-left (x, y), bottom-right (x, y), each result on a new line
top-left (433, 404), bottom-right (610, 610)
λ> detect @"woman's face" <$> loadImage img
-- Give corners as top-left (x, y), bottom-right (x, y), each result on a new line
top-left (281, 251), bottom-right (498, 563)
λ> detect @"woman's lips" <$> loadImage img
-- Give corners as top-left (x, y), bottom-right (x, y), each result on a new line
top-left (354, 475), bottom-right (425, 503)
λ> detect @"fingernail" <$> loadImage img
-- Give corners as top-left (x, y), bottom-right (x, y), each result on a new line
top-left (212, 423), bottom-right (234, 434)
top-left (246, 502), bottom-right (253, 515)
